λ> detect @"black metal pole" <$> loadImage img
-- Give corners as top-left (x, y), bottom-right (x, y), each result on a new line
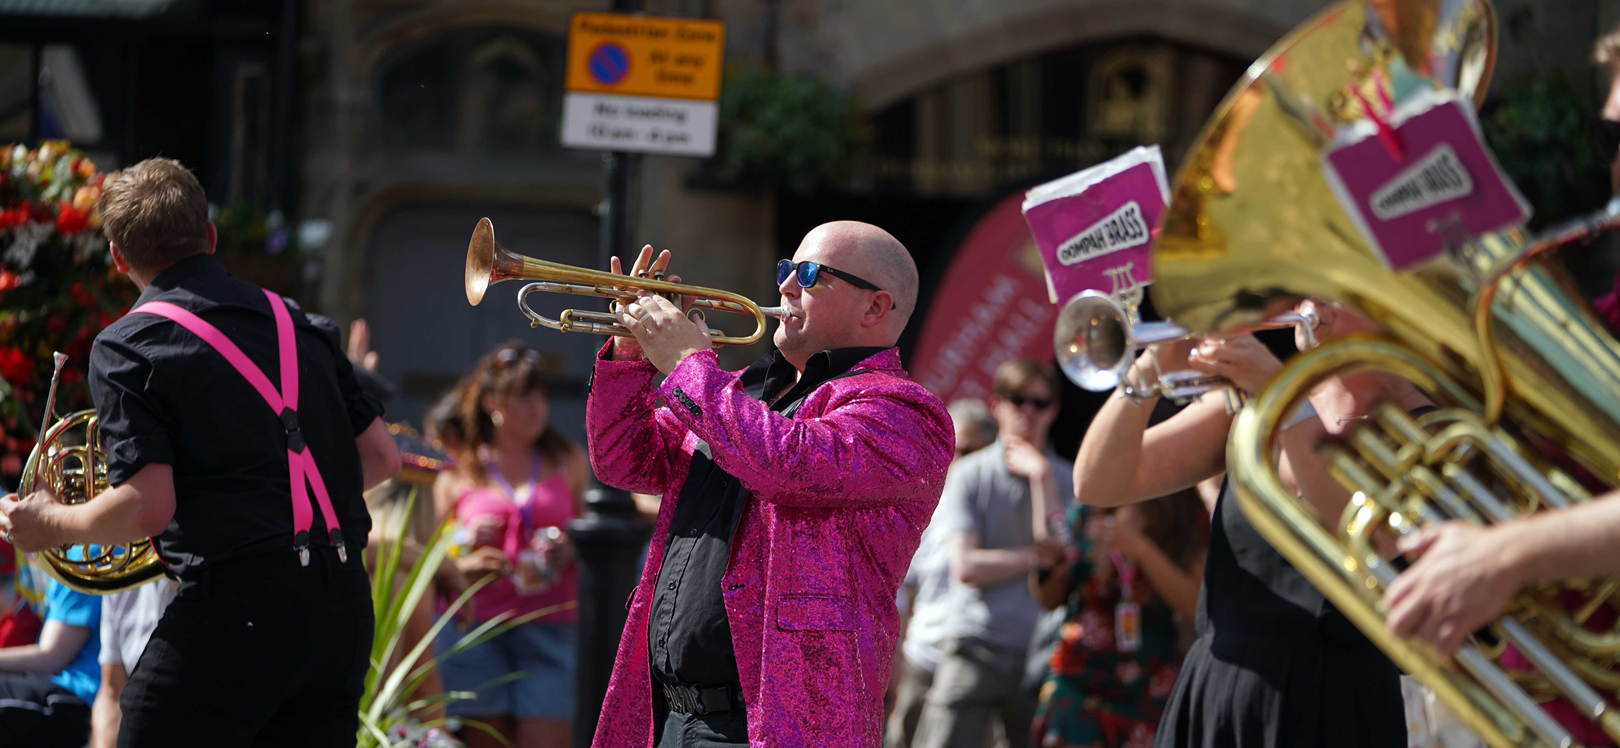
top-left (570, 486), bottom-right (651, 748)
top-left (576, 4), bottom-right (645, 746)
top-left (597, 149), bottom-right (637, 272)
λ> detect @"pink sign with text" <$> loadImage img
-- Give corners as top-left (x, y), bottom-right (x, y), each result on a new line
top-left (1022, 146), bottom-right (1171, 304)
top-left (1322, 93), bottom-right (1531, 271)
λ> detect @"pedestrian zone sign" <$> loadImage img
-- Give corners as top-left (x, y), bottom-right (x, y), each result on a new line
top-left (561, 12), bottom-right (725, 157)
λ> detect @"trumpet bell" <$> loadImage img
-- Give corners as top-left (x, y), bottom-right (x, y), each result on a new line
top-left (1054, 291), bottom-right (1132, 391)
top-left (465, 217), bottom-right (498, 306)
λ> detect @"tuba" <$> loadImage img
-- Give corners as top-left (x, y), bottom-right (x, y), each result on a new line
top-left (15, 354), bottom-right (165, 594)
top-left (1152, 1), bottom-right (1620, 746)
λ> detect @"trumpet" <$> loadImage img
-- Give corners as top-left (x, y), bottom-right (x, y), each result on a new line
top-left (464, 217), bottom-right (787, 346)
top-left (1053, 290), bottom-right (1316, 401)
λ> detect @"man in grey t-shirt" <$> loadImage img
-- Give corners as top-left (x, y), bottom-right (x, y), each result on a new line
top-left (887, 398), bottom-right (999, 748)
top-left (915, 360), bottom-right (1071, 748)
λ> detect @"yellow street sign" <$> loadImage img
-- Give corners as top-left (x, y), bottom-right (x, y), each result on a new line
top-left (565, 12), bottom-right (725, 101)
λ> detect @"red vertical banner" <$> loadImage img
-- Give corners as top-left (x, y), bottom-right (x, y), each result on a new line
top-left (911, 193), bottom-right (1057, 403)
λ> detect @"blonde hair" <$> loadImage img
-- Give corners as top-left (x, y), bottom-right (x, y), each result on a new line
top-left (97, 157), bottom-right (210, 272)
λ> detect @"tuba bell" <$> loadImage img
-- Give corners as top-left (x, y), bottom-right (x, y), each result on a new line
top-left (16, 354), bottom-right (165, 594)
top-left (1151, 1), bottom-right (1620, 746)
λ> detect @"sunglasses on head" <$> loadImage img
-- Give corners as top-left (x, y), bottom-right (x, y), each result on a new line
top-left (776, 260), bottom-right (895, 309)
top-left (1006, 394), bottom-right (1054, 410)
top-left (495, 348), bottom-right (541, 366)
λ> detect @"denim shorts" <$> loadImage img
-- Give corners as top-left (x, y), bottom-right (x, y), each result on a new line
top-left (434, 621), bottom-right (577, 720)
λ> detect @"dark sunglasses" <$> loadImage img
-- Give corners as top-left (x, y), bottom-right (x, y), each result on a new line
top-left (1006, 394), bottom-right (1055, 410)
top-left (776, 260), bottom-right (894, 309)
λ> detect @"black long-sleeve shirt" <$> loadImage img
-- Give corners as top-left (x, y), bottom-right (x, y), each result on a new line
top-left (647, 346), bottom-right (883, 687)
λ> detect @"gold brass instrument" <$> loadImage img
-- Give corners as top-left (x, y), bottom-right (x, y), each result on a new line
top-left (1053, 289), bottom-right (1316, 399)
top-left (16, 354), bottom-right (164, 594)
top-left (1150, 0), bottom-right (1620, 744)
top-left (464, 217), bottom-right (787, 345)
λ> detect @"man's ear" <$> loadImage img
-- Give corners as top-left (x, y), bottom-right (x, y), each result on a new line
top-left (862, 290), bottom-right (895, 329)
top-left (109, 243), bottom-right (130, 274)
top-left (205, 221), bottom-right (218, 254)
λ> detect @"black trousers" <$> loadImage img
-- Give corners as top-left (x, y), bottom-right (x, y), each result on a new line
top-left (657, 707), bottom-right (750, 748)
top-left (117, 547), bottom-right (374, 748)
top-left (0, 672), bottom-right (89, 748)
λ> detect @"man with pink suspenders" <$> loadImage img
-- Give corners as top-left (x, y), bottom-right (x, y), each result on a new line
top-left (0, 158), bottom-right (402, 747)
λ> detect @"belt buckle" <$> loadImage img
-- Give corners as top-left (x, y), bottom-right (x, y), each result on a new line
top-left (666, 685), bottom-right (703, 715)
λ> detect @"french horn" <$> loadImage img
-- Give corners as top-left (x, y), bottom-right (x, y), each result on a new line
top-left (1151, 1), bottom-right (1620, 746)
top-left (16, 354), bottom-right (165, 594)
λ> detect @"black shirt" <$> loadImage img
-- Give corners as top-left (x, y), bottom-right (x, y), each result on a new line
top-left (648, 346), bottom-right (884, 688)
top-left (89, 254), bottom-right (382, 579)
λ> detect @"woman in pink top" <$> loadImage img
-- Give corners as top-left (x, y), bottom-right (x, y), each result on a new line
top-left (433, 344), bottom-right (588, 748)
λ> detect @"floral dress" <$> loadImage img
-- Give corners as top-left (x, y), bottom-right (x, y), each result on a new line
top-left (1033, 504), bottom-right (1182, 748)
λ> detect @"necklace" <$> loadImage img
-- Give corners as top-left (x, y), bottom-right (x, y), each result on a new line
top-left (1329, 385), bottom-right (1427, 425)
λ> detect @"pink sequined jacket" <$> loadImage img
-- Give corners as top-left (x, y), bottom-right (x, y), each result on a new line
top-left (586, 344), bottom-right (954, 748)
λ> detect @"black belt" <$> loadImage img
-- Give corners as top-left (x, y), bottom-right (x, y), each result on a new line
top-left (662, 683), bottom-right (744, 715)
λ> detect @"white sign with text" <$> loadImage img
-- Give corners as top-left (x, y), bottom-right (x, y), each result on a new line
top-left (561, 92), bottom-right (718, 157)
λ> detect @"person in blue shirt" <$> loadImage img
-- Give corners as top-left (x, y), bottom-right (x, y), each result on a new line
top-left (0, 576), bottom-right (101, 748)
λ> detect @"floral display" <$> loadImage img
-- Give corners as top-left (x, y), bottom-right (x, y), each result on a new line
top-left (0, 141), bottom-right (133, 489)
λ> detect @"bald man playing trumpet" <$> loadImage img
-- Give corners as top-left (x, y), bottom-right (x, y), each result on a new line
top-left (585, 222), bottom-right (955, 748)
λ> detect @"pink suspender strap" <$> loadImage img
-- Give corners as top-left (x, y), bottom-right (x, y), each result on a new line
top-left (132, 289), bottom-right (347, 566)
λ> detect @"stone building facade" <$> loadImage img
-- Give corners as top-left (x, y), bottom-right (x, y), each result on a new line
top-left (293, 0), bottom-right (1620, 430)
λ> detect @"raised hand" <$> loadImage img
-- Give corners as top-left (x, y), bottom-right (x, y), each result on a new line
top-left (1002, 436), bottom-right (1051, 480)
top-left (607, 245), bottom-right (679, 362)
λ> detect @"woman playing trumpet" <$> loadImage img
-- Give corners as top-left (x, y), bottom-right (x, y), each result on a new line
top-left (1070, 300), bottom-right (1430, 748)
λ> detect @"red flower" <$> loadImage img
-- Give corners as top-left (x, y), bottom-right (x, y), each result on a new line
top-left (0, 270), bottom-right (17, 291)
top-left (55, 201), bottom-right (87, 236)
top-left (0, 346), bottom-right (31, 387)
top-left (27, 200), bottom-right (52, 224)
top-left (69, 281), bottom-right (88, 304)
top-left (45, 315), bottom-right (67, 333)
top-left (0, 208), bottom-right (23, 229)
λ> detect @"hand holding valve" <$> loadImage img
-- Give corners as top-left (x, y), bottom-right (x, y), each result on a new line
top-left (615, 293), bottom-right (715, 375)
top-left (1185, 334), bottom-right (1283, 396)
top-left (607, 245), bottom-right (704, 363)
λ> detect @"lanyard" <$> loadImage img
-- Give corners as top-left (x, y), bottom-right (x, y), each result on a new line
top-left (482, 446), bottom-right (541, 498)
top-left (484, 448), bottom-right (542, 529)
top-left (1110, 548), bottom-right (1137, 600)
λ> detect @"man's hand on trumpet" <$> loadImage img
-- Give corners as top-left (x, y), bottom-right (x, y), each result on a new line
top-left (607, 244), bottom-right (714, 374)
top-left (616, 293), bottom-right (714, 375)
top-left (607, 245), bottom-right (681, 362)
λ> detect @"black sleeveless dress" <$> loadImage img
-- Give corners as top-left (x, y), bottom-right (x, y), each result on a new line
top-left (1154, 480), bottom-right (1406, 748)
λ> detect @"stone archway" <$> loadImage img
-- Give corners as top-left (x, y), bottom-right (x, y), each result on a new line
top-left (804, 0), bottom-right (1310, 114)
